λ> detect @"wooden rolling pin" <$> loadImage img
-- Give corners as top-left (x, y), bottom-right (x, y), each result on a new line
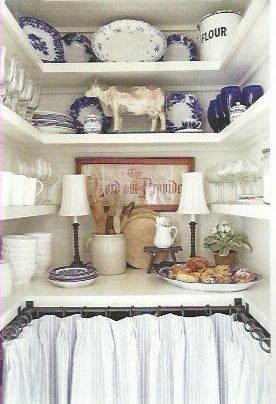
top-left (113, 193), bottom-right (124, 234)
top-left (91, 200), bottom-right (106, 234)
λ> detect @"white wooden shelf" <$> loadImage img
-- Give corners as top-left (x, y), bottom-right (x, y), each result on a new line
top-left (1, 205), bottom-right (59, 221)
top-left (1, 105), bottom-right (42, 145)
top-left (2, 91), bottom-right (269, 151)
top-left (209, 203), bottom-right (270, 220)
top-left (2, 0), bottom-right (269, 88)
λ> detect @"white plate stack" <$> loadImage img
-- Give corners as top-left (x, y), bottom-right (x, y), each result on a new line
top-left (25, 232), bottom-right (53, 273)
top-left (1, 235), bottom-right (38, 284)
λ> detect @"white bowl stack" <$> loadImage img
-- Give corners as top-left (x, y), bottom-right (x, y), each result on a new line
top-left (0, 259), bottom-right (14, 297)
top-left (25, 232), bottom-right (53, 273)
top-left (1, 235), bottom-right (38, 284)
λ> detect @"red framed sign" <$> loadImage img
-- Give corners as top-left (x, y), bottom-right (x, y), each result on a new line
top-left (75, 157), bottom-right (195, 211)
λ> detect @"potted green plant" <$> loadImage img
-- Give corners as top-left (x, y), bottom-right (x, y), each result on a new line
top-left (203, 222), bottom-right (252, 268)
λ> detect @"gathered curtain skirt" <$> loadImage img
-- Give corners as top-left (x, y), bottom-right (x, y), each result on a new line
top-left (2, 313), bottom-right (270, 404)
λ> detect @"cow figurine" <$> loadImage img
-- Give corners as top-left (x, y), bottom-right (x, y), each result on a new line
top-left (85, 80), bottom-right (166, 132)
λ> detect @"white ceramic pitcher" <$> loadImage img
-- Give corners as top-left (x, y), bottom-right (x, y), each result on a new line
top-left (153, 224), bottom-right (177, 248)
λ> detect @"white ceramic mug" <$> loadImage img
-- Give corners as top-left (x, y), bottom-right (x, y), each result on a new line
top-left (0, 171), bottom-right (14, 207)
top-left (10, 174), bottom-right (26, 205)
top-left (23, 177), bottom-right (44, 205)
top-left (0, 259), bottom-right (13, 297)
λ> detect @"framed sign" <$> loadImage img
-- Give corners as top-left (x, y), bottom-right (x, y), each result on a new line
top-left (75, 157), bottom-right (195, 211)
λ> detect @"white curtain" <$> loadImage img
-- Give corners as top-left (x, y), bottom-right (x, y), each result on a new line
top-left (2, 313), bottom-right (270, 404)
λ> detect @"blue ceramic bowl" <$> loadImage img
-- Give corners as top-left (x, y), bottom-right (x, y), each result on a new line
top-left (241, 85), bottom-right (264, 108)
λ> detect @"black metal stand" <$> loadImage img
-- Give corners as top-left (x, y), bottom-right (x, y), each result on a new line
top-left (0, 299), bottom-right (270, 353)
top-left (71, 222), bottom-right (83, 266)
top-left (189, 220), bottom-right (197, 257)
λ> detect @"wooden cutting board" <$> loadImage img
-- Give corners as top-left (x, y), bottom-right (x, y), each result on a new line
top-left (122, 210), bottom-right (167, 269)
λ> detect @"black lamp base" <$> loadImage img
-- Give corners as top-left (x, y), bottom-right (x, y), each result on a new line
top-left (189, 220), bottom-right (197, 257)
top-left (71, 222), bottom-right (86, 268)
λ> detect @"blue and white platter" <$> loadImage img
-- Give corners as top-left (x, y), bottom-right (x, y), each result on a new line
top-left (19, 16), bottom-right (65, 63)
top-left (158, 267), bottom-right (262, 292)
top-left (62, 33), bottom-right (96, 63)
top-left (68, 96), bottom-right (112, 133)
top-left (165, 92), bottom-right (203, 132)
top-left (92, 19), bottom-right (167, 62)
top-left (49, 277), bottom-right (97, 288)
top-left (49, 265), bottom-right (97, 281)
top-left (163, 34), bottom-right (197, 61)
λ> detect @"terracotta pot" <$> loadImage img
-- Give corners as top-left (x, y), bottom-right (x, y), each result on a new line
top-left (213, 251), bottom-right (237, 269)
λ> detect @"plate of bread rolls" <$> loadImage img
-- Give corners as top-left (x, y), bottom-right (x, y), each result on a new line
top-left (158, 256), bottom-right (262, 292)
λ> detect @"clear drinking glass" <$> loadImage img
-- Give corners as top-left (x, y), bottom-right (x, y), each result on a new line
top-left (25, 81), bottom-right (41, 122)
top-left (4, 59), bottom-right (26, 111)
top-left (16, 74), bottom-right (34, 117)
top-left (0, 47), bottom-right (16, 102)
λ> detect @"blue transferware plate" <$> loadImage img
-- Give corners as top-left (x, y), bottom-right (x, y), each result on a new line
top-left (19, 16), bottom-right (65, 63)
top-left (68, 96), bottom-right (112, 133)
top-left (92, 19), bottom-right (167, 62)
top-left (49, 265), bottom-right (97, 281)
top-left (62, 33), bottom-right (97, 62)
top-left (163, 34), bottom-right (197, 61)
top-left (158, 267), bottom-right (262, 292)
top-left (165, 92), bottom-right (203, 132)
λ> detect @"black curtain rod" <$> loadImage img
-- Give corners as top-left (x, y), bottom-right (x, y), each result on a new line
top-left (0, 299), bottom-right (270, 353)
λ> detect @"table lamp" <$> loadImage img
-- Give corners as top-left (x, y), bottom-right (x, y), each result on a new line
top-left (59, 174), bottom-right (91, 267)
top-left (177, 172), bottom-right (209, 257)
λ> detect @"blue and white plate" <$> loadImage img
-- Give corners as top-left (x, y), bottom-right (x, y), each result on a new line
top-left (62, 33), bottom-right (97, 63)
top-left (163, 34), bottom-right (197, 61)
top-left (68, 96), bottom-right (112, 133)
top-left (19, 16), bottom-right (65, 63)
top-left (165, 92), bottom-right (203, 132)
top-left (92, 19), bottom-right (167, 62)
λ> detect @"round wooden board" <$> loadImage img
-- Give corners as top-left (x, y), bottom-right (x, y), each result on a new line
top-left (122, 214), bottom-right (167, 269)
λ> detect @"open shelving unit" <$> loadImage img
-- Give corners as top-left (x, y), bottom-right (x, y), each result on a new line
top-left (1, 205), bottom-right (59, 221)
top-left (209, 203), bottom-right (270, 220)
top-left (2, 92), bottom-right (269, 151)
top-left (2, 0), bottom-right (269, 88)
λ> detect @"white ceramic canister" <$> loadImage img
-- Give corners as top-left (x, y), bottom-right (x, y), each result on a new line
top-left (230, 102), bottom-right (247, 122)
top-left (0, 259), bottom-right (13, 297)
top-left (84, 114), bottom-right (102, 134)
top-left (199, 11), bottom-right (242, 60)
top-left (90, 234), bottom-right (127, 275)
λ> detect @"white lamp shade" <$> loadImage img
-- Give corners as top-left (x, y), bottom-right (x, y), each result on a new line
top-left (177, 172), bottom-right (210, 215)
top-left (59, 175), bottom-right (91, 217)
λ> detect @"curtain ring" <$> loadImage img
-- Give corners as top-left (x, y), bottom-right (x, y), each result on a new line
top-left (243, 319), bottom-right (256, 332)
top-left (228, 305), bottom-right (233, 315)
top-left (16, 315), bottom-right (30, 328)
top-left (260, 337), bottom-right (271, 354)
top-left (3, 325), bottom-right (20, 341)
top-left (205, 305), bottom-right (212, 316)
top-left (105, 306), bottom-right (111, 317)
top-left (60, 307), bottom-right (66, 318)
top-left (25, 310), bottom-right (33, 322)
top-left (129, 306), bottom-right (135, 317)
top-left (180, 305), bottom-right (185, 317)
top-left (250, 326), bottom-right (265, 341)
top-left (155, 306), bottom-right (161, 317)
top-left (81, 306), bottom-right (87, 318)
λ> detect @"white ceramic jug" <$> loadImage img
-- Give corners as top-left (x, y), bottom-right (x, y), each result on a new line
top-left (153, 224), bottom-right (177, 248)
